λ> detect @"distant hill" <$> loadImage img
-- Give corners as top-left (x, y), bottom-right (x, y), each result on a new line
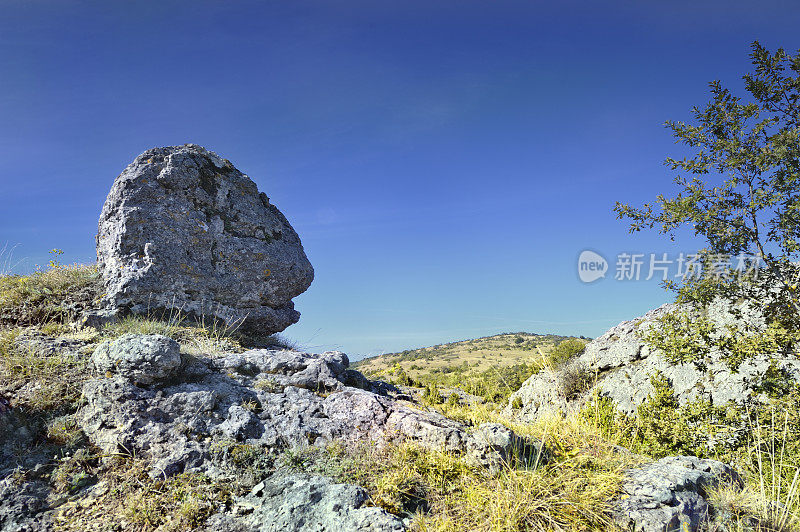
top-left (353, 332), bottom-right (588, 403)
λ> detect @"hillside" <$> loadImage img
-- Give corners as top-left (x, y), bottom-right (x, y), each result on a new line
top-left (353, 332), bottom-right (588, 402)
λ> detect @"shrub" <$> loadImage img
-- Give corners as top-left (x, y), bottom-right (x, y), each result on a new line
top-left (511, 396), bottom-right (523, 410)
top-left (558, 364), bottom-right (594, 400)
top-left (548, 339), bottom-right (586, 367)
top-left (424, 384), bottom-right (444, 405)
top-left (644, 308), bottom-right (800, 372)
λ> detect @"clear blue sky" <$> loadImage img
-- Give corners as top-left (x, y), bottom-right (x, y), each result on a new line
top-left (1, 1), bottom-right (799, 358)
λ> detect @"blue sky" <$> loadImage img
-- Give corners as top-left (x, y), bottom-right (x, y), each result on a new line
top-left (1, 1), bottom-right (799, 358)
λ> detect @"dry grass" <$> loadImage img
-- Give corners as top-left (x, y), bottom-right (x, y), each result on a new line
top-left (0, 328), bottom-right (91, 413)
top-left (0, 262), bottom-right (102, 327)
top-left (293, 405), bottom-right (639, 532)
top-left (53, 456), bottom-right (233, 531)
top-left (102, 313), bottom-right (297, 356)
top-left (706, 409), bottom-right (800, 532)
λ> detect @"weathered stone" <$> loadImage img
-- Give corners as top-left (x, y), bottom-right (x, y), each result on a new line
top-left (0, 393), bottom-right (9, 415)
top-left (0, 478), bottom-right (53, 532)
top-left (79, 309), bottom-right (119, 331)
top-left (204, 474), bottom-right (406, 532)
top-left (612, 455), bottom-right (742, 532)
top-left (77, 335), bottom-right (542, 480)
top-left (91, 334), bottom-right (181, 385)
top-left (507, 301), bottom-right (800, 421)
top-left (96, 144), bottom-right (314, 335)
top-left (466, 422), bottom-right (548, 472)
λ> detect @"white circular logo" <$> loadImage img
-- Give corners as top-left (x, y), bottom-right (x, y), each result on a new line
top-left (578, 250), bottom-right (607, 283)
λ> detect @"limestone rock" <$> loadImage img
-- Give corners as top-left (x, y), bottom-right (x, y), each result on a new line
top-left (96, 144), bottom-right (314, 335)
top-left (467, 422), bottom-right (548, 472)
top-left (612, 456), bottom-right (742, 532)
top-left (204, 474), bottom-right (405, 532)
top-left (507, 301), bottom-right (800, 420)
top-left (77, 334), bottom-right (541, 479)
top-left (91, 334), bottom-right (181, 385)
top-left (0, 478), bottom-right (53, 532)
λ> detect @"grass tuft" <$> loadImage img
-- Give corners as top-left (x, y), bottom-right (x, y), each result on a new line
top-left (0, 262), bottom-right (102, 327)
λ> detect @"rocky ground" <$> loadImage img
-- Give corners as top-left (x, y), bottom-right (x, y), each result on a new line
top-left (0, 145), bottom-right (783, 531)
top-left (0, 329), bottom-right (747, 532)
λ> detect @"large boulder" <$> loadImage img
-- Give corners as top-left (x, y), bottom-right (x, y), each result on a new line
top-left (96, 144), bottom-right (314, 335)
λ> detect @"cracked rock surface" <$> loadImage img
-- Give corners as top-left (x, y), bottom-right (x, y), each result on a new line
top-left (507, 301), bottom-right (800, 420)
top-left (612, 455), bottom-right (743, 532)
top-left (70, 334), bottom-right (546, 531)
top-left (204, 474), bottom-right (406, 532)
top-left (96, 144), bottom-right (314, 335)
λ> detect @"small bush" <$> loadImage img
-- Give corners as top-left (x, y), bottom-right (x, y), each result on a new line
top-left (558, 364), bottom-right (594, 400)
top-left (644, 308), bottom-right (800, 372)
top-left (548, 339), bottom-right (587, 367)
top-left (46, 414), bottom-right (84, 447)
top-left (424, 384), bottom-right (444, 405)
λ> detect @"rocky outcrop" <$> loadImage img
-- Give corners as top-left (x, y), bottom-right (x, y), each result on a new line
top-left (77, 334), bottom-right (545, 479)
top-left (205, 474), bottom-right (405, 532)
top-left (507, 299), bottom-right (800, 420)
top-left (612, 456), bottom-right (742, 532)
top-left (69, 334), bottom-right (549, 531)
top-left (96, 144), bottom-right (314, 335)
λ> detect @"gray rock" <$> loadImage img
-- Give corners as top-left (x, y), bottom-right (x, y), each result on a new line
top-left (79, 308), bottom-right (119, 330)
top-left (77, 335), bottom-right (541, 479)
top-left (204, 474), bottom-right (405, 532)
top-left (91, 334), bottom-right (181, 385)
top-left (466, 422), bottom-right (547, 472)
top-left (0, 478), bottom-right (53, 532)
top-left (0, 394), bottom-right (9, 416)
top-left (507, 301), bottom-right (800, 421)
top-left (613, 456), bottom-right (742, 532)
top-left (96, 144), bottom-right (314, 335)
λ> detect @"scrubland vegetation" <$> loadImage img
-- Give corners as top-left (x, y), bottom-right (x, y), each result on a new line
top-left (354, 334), bottom-right (586, 403)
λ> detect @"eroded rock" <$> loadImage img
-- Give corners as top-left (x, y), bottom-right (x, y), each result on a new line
top-left (77, 335), bottom-right (543, 479)
top-left (507, 301), bottom-right (800, 420)
top-left (96, 144), bottom-right (314, 335)
top-left (204, 474), bottom-right (405, 532)
top-left (91, 334), bottom-right (181, 385)
top-left (612, 455), bottom-right (742, 532)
